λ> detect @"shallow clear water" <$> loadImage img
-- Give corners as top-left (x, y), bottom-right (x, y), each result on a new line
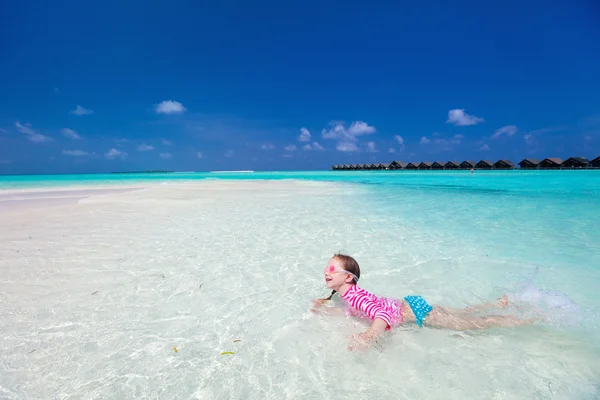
top-left (1, 172), bottom-right (599, 399)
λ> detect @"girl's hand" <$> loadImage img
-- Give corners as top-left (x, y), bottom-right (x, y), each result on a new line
top-left (311, 299), bottom-right (327, 313)
top-left (348, 332), bottom-right (376, 351)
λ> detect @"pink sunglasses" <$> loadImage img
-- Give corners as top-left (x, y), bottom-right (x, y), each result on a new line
top-left (324, 265), bottom-right (359, 282)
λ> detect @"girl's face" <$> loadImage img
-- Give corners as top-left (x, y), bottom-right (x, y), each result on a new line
top-left (324, 257), bottom-right (355, 289)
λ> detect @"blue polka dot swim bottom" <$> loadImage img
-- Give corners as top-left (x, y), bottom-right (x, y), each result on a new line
top-left (404, 295), bottom-right (433, 327)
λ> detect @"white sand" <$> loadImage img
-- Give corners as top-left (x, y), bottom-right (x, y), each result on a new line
top-left (1, 180), bottom-right (599, 399)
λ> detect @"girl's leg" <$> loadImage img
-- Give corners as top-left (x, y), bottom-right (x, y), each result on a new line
top-left (424, 306), bottom-right (534, 331)
top-left (463, 294), bottom-right (509, 313)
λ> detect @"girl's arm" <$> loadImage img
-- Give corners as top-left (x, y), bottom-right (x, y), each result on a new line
top-left (348, 319), bottom-right (388, 351)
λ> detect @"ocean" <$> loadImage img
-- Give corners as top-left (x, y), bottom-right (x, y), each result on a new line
top-left (1, 171), bottom-right (599, 399)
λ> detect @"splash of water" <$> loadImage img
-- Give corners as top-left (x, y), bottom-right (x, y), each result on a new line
top-left (506, 267), bottom-right (585, 327)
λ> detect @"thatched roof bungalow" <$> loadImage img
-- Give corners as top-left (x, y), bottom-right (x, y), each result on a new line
top-left (518, 158), bottom-right (540, 169)
top-left (390, 160), bottom-right (408, 170)
top-left (378, 163), bottom-right (390, 170)
top-left (539, 158), bottom-right (563, 169)
top-left (431, 161), bottom-right (447, 170)
top-left (562, 157), bottom-right (588, 168)
top-left (405, 162), bottom-right (419, 170)
top-left (494, 160), bottom-right (515, 170)
top-left (591, 156), bottom-right (600, 168)
top-left (476, 160), bottom-right (494, 169)
top-left (445, 161), bottom-right (460, 169)
top-left (418, 162), bottom-right (433, 170)
top-left (459, 160), bottom-right (476, 169)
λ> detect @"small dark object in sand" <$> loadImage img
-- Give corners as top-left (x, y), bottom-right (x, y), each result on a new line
top-left (91, 291), bottom-right (98, 295)
top-left (233, 340), bottom-right (241, 342)
top-left (162, 274), bottom-right (165, 279)
top-left (28, 350), bottom-right (36, 354)
top-left (199, 283), bottom-right (204, 290)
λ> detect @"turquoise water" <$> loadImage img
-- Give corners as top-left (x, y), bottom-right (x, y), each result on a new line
top-left (4, 170), bottom-right (599, 320)
top-left (2, 171), bottom-right (600, 398)
top-left (2, 170), bottom-right (599, 310)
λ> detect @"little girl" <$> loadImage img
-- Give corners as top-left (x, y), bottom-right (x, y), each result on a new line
top-left (312, 253), bottom-right (533, 350)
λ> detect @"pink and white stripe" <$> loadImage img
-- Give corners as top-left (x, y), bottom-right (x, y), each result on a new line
top-left (340, 285), bottom-right (402, 330)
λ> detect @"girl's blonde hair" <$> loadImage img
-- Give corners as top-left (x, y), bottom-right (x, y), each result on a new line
top-left (323, 253), bottom-right (361, 300)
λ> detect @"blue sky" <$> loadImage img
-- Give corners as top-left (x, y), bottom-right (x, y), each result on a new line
top-left (1, 0), bottom-right (599, 174)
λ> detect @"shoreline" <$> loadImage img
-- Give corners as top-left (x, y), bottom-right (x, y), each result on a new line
top-left (0, 179), bottom-right (343, 215)
top-left (1, 169), bottom-right (599, 192)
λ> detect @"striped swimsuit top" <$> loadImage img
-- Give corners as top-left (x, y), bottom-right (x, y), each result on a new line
top-left (340, 284), bottom-right (403, 330)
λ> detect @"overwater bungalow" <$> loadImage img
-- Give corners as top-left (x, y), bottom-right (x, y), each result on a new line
top-left (459, 160), bottom-right (476, 170)
top-left (494, 160), bottom-right (515, 170)
top-left (377, 163), bottom-right (390, 170)
top-left (445, 161), bottom-right (460, 169)
top-left (431, 161), bottom-right (447, 170)
top-left (405, 162), bottom-right (419, 170)
top-left (476, 160), bottom-right (494, 170)
top-left (562, 157), bottom-right (589, 169)
top-left (389, 160), bottom-right (408, 170)
top-left (592, 156), bottom-right (600, 168)
top-left (418, 161), bottom-right (433, 170)
top-left (368, 163), bottom-right (378, 170)
top-left (539, 158), bottom-right (563, 169)
top-left (518, 158), bottom-right (540, 169)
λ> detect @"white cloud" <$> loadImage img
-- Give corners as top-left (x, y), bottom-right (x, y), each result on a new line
top-left (479, 144), bottom-right (490, 151)
top-left (137, 143), bottom-right (154, 151)
top-left (303, 142), bottom-right (324, 151)
top-left (159, 152), bottom-right (172, 159)
top-left (62, 149), bottom-right (90, 156)
top-left (105, 148), bottom-right (127, 160)
top-left (336, 142), bottom-right (359, 152)
top-left (524, 134), bottom-right (535, 145)
top-left (394, 135), bottom-right (404, 145)
top-left (61, 128), bottom-right (81, 139)
top-left (321, 120), bottom-right (376, 152)
top-left (16, 122), bottom-right (52, 142)
top-left (453, 134), bottom-right (464, 140)
top-left (70, 105), bottom-right (93, 116)
top-left (261, 143), bottom-right (275, 150)
top-left (420, 136), bottom-right (431, 144)
top-left (348, 121), bottom-right (376, 135)
top-left (162, 139), bottom-right (173, 145)
top-left (388, 148), bottom-right (396, 153)
top-left (285, 144), bottom-right (297, 151)
top-left (155, 100), bottom-right (186, 115)
top-left (366, 141), bottom-right (377, 152)
top-left (298, 127), bottom-right (311, 142)
top-left (225, 150), bottom-right (234, 158)
top-left (197, 151), bottom-right (203, 159)
top-left (322, 121), bottom-right (376, 141)
top-left (492, 125), bottom-right (518, 139)
top-left (447, 109), bottom-right (484, 126)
